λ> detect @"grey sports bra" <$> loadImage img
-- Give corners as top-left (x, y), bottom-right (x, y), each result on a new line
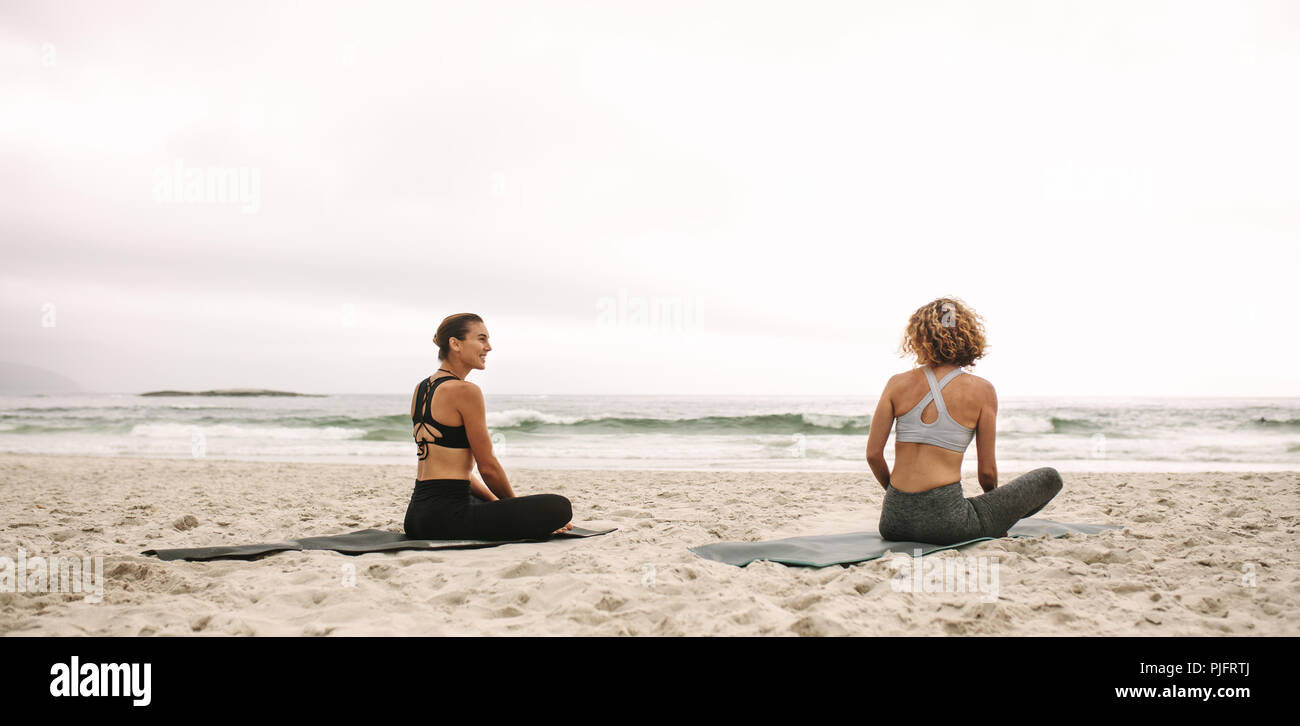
top-left (893, 366), bottom-right (975, 453)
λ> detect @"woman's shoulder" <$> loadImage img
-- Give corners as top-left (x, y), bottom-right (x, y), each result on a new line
top-left (960, 371), bottom-right (996, 399)
top-left (889, 366), bottom-right (923, 382)
top-left (418, 376), bottom-right (482, 397)
top-left (431, 377), bottom-right (482, 400)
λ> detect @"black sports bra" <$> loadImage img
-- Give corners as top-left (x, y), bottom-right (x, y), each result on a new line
top-left (412, 376), bottom-right (471, 454)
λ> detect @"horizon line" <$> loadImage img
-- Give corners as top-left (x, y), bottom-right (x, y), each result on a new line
top-left (11, 390), bottom-right (1300, 401)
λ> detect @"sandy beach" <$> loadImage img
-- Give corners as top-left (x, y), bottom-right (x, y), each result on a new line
top-left (0, 452), bottom-right (1295, 636)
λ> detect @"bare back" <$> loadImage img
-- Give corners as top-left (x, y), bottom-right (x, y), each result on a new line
top-left (411, 375), bottom-right (474, 480)
top-left (877, 365), bottom-right (996, 492)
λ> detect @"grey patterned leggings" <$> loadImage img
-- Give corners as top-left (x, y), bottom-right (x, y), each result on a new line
top-left (878, 467), bottom-right (1064, 545)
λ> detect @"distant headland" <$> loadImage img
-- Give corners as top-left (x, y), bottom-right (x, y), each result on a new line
top-left (139, 389), bottom-right (325, 397)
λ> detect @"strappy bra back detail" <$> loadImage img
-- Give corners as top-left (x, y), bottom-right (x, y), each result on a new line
top-left (893, 367), bottom-right (976, 453)
top-left (413, 375), bottom-right (471, 451)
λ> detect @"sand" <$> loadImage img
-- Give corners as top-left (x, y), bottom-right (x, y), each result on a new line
top-left (0, 452), bottom-right (1295, 636)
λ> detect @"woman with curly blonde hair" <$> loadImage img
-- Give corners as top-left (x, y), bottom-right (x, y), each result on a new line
top-left (865, 297), bottom-right (1063, 545)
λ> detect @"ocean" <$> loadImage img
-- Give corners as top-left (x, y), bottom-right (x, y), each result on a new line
top-left (1, 392), bottom-right (1298, 473)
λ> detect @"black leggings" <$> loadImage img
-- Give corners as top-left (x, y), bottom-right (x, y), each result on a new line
top-left (878, 467), bottom-right (1064, 546)
top-left (403, 479), bottom-right (572, 541)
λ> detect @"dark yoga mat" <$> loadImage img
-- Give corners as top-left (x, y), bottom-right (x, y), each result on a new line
top-left (688, 517), bottom-right (1122, 568)
top-left (142, 525), bottom-right (617, 562)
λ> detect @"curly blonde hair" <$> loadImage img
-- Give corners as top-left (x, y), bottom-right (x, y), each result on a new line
top-left (898, 297), bottom-right (988, 368)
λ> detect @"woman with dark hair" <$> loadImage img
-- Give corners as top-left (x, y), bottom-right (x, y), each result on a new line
top-left (405, 313), bottom-right (573, 540)
top-left (866, 297), bottom-right (1063, 545)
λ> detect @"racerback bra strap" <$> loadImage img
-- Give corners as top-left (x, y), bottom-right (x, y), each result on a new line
top-left (418, 376), bottom-right (457, 423)
top-left (922, 367), bottom-right (964, 420)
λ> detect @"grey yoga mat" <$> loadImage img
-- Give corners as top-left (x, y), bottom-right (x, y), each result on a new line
top-left (688, 517), bottom-right (1122, 568)
top-left (141, 525), bottom-right (617, 562)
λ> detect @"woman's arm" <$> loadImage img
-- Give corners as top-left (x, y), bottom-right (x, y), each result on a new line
top-left (865, 377), bottom-right (896, 490)
top-left (974, 381), bottom-right (998, 492)
top-left (468, 467), bottom-right (498, 501)
top-left (458, 382), bottom-right (516, 499)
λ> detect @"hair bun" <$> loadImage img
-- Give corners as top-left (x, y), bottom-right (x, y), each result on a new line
top-left (433, 313), bottom-right (484, 361)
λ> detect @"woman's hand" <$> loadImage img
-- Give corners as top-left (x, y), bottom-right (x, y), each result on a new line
top-left (552, 521), bottom-right (574, 535)
top-left (468, 470), bottom-right (497, 502)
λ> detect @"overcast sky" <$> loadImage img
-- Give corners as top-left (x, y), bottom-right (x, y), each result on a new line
top-left (2, 0), bottom-right (1296, 396)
